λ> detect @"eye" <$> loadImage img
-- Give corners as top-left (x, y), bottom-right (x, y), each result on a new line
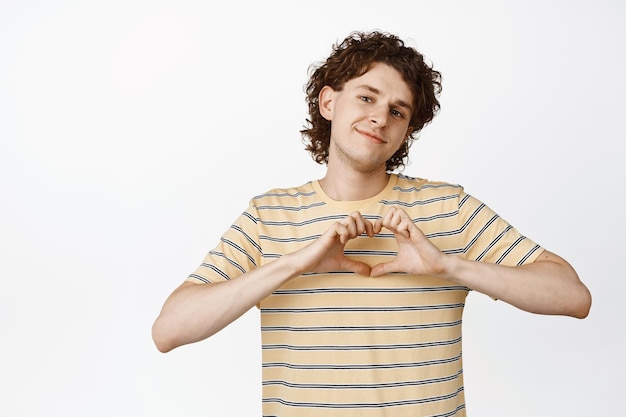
top-left (359, 96), bottom-right (373, 103)
top-left (390, 109), bottom-right (404, 118)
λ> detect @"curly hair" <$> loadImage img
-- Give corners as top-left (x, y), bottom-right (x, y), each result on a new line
top-left (301, 31), bottom-right (442, 172)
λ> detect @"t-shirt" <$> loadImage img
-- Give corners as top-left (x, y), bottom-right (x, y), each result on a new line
top-left (187, 174), bottom-right (543, 416)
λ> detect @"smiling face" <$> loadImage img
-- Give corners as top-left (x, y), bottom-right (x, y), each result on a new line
top-left (319, 62), bottom-right (414, 175)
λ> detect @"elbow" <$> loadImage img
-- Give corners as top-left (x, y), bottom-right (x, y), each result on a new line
top-left (558, 282), bottom-right (592, 319)
top-left (571, 285), bottom-right (592, 319)
top-left (152, 317), bottom-right (176, 353)
top-left (153, 338), bottom-right (174, 354)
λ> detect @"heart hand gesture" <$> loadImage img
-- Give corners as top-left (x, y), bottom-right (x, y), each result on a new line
top-left (370, 206), bottom-right (448, 278)
top-left (289, 211), bottom-right (374, 277)
top-left (291, 207), bottom-right (448, 279)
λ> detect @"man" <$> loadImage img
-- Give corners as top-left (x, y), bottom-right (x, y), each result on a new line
top-left (152, 31), bottom-right (591, 416)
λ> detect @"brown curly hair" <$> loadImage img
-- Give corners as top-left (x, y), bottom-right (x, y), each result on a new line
top-left (301, 31), bottom-right (442, 172)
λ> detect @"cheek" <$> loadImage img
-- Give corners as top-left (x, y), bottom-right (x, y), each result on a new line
top-left (393, 124), bottom-right (411, 141)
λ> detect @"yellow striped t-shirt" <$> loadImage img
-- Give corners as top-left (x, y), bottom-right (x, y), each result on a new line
top-left (187, 173), bottom-right (543, 416)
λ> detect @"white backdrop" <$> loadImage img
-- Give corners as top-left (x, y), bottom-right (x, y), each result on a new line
top-left (1, 0), bottom-right (624, 416)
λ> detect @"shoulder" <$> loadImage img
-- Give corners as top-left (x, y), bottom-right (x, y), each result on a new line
top-left (393, 174), bottom-right (464, 198)
top-left (250, 181), bottom-right (318, 206)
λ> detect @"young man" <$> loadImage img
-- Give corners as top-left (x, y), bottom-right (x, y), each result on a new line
top-left (152, 31), bottom-right (591, 416)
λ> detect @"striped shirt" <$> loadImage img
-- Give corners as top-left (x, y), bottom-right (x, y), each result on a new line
top-left (187, 174), bottom-right (543, 416)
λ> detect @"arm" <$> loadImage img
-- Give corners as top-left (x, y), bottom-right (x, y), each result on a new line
top-left (370, 207), bottom-right (591, 318)
top-left (152, 212), bottom-right (375, 353)
top-left (152, 258), bottom-right (299, 353)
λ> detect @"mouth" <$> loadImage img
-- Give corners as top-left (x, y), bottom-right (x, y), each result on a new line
top-left (356, 128), bottom-right (386, 144)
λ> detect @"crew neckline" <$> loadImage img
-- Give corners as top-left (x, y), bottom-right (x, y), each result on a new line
top-left (311, 174), bottom-right (399, 210)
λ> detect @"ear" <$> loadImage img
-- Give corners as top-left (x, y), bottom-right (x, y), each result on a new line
top-left (319, 85), bottom-right (335, 121)
top-left (405, 126), bottom-right (414, 140)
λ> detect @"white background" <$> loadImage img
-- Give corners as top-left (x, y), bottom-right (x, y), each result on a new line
top-left (1, 0), bottom-right (624, 415)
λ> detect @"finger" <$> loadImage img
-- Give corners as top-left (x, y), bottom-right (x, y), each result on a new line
top-left (350, 211), bottom-right (376, 237)
top-left (336, 223), bottom-right (351, 245)
top-left (382, 207), bottom-right (411, 235)
top-left (393, 207), bottom-right (411, 228)
top-left (372, 217), bottom-right (383, 234)
top-left (333, 217), bottom-right (355, 245)
top-left (348, 211), bottom-right (366, 236)
top-left (335, 221), bottom-right (366, 245)
top-left (339, 212), bottom-right (370, 240)
top-left (341, 259), bottom-right (372, 277)
top-left (396, 218), bottom-right (412, 238)
top-left (375, 208), bottom-right (395, 233)
top-left (384, 206), bottom-right (403, 226)
top-left (370, 260), bottom-right (398, 277)
top-left (363, 218), bottom-right (375, 237)
top-left (348, 211), bottom-right (373, 237)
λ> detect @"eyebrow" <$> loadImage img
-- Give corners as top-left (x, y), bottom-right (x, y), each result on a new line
top-left (356, 84), bottom-right (414, 113)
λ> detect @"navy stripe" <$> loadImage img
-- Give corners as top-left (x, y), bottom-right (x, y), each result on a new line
top-left (204, 251), bottom-right (246, 275)
top-left (231, 224), bottom-right (262, 253)
top-left (380, 193), bottom-right (459, 208)
top-left (393, 178), bottom-right (462, 193)
top-left (262, 320), bottom-right (462, 332)
top-left (187, 273), bottom-right (211, 283)
top-left (273, 286), bottom-right (468, 295)
top-left (262, 353), bottom-right (462, 370)
top-left (492, 234), bottom-right (522, 263)
top-left (221, 237), bottom-right (257, 268)
top-left (262, 370), bottom-right (462, 389)
top-left (427, 203), bottom-right (487, 239)
top-left (261, 303), bottom-right (464, 314)
top-left (416, 210), bottom-right (458, 223)
top-left (262, 336), bottom-right (462, 351)
top-left (517, 244), bottom-right (542, 265)
top-left (242, 210), bottom-right (258, 224)
top-left (261, 232), bottom-right (383, 244)
top-left (256, 201), bottom-right (327, 212)
top-left (259, 213), bottom-right (383, 228)
top-left (196, 264), bottom-right (230, 281)
top-left (262, 387), bottom-right (464, 408)
top-left (253, 190), bottom-right (317, 199)
top-left (458, 193), bottom-right (471, 208)
top-left (259, 214), bottom-right (346, 227)
top-left (344, 249), bottom-right (398, 256)
top-left (259, 234), bottom-right (319, 243)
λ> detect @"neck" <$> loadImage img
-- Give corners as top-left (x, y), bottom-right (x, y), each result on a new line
top-left (319, 165), bottom-right (391, 201)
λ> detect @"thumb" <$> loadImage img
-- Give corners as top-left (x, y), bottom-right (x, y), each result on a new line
top-left (369, 260), bottom-right (398, 278)
top-left (340, 259), bottom-right (372, 277)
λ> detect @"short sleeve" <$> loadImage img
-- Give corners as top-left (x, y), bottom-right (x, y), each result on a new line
top-left (186, 201), bottom-right (262, 284)
top-left (454, 190), bottom-right (544, 266)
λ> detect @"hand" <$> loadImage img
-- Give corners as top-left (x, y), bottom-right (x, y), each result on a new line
top-left (289, 211), bottom-right (374, 276)
top-left (370, 206), bottom-right (448, 277)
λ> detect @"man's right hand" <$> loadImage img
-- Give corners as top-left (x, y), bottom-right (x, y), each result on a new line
top-left (153, 212), bottom-right (374, 352)
top-left (287, 211), bottom-right (374, 277)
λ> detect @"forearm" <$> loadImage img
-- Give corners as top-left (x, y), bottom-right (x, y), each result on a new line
top-left (152, 255), bottom-right (300, 353)
top-left (152, 217), bottom-right (376, 353)
top-left (442, 250), bottom-right (591, 318)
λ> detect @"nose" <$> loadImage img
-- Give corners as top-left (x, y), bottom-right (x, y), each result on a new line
top-left (370, 105), bottom-right (388, 128)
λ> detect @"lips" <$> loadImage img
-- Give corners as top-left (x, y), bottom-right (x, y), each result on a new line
top-left (356, 128), bottom-right (386, 144)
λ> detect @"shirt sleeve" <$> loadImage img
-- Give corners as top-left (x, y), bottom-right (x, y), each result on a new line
top-left (186, 201), bottom-right (262, 284)
top-left (454, 190), bottom-right (544, 266)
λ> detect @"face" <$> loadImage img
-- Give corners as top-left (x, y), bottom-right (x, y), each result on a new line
top-left (319, 62), bottom-right (414, 174)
